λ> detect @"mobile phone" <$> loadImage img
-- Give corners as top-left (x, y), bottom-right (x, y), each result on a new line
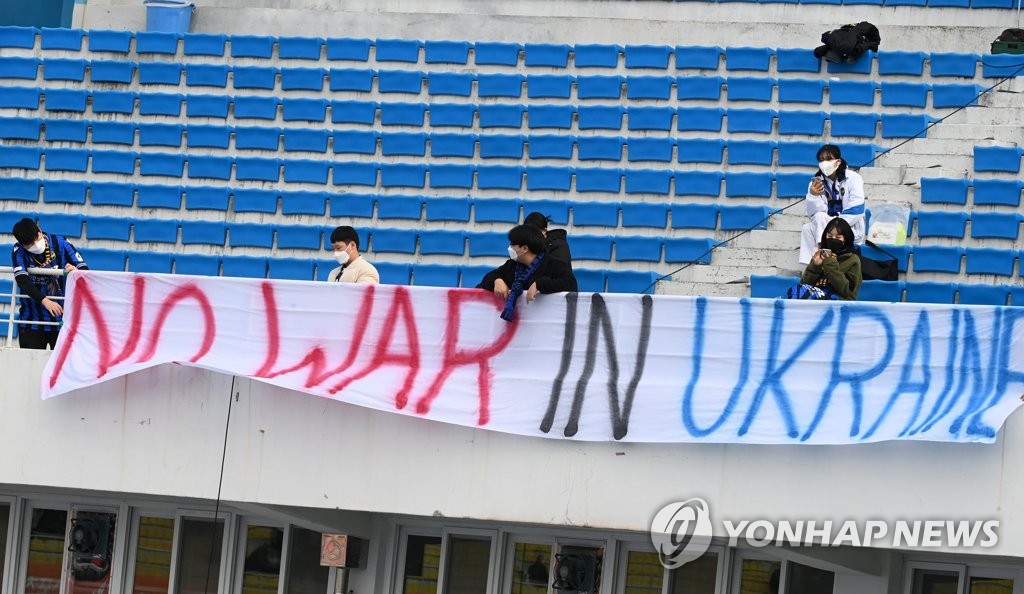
top-left (819, 248), bottom-right (832, 257)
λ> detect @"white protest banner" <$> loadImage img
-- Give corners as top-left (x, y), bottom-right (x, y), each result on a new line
top-left (42, 271), bottom-right (1024, 444)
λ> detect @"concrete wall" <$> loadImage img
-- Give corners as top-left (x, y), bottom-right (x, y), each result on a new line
top-left (2, 347), bottom-right (1022, 564)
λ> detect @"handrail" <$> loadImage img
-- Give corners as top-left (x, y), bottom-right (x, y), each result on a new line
top-left (0, 266), bottom-right (73, 347)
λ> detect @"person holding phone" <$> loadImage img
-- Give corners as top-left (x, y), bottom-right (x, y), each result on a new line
top-left (798, 144), bottom-right (866, 264)
top-left (788, 218), bottom-right (861, 300)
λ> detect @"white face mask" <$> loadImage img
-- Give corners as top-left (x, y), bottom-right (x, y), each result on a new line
top-left (333, 250), bottom-right (350, 265)
top-left (26, 238), bottom-right (46, 255)
top-left (507, 246), bottom-right (520, 261)
top-left (819, 159), bottom-right (840, 177)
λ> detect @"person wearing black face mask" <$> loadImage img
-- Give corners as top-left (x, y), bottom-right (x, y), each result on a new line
top-left (795, 218), bottom-right (862, 300)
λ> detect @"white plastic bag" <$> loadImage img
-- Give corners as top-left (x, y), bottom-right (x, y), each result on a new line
top-left (866, 202), bottom-right (910, 246)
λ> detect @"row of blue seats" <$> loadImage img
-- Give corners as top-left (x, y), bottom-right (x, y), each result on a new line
top-left (0, 162), bottom-right (825, 197)
top-left (921, 177), bottom-right (1023, 206)
top-left (0, 120), bottom-right (878, 165)
top-left (751, 276), bottom-right (1024, 305)
top-left (853, 243), bottom-right (1024, 277)
top-left (971, 146), bottom-right (1024, 174)
top-left (0, 89), bottom-right (938, 138)
top-left (0, 28), bottom-right (1007, 77)
top-left (0, 58), bottom-right (988, 107)
top-left (912, 210), bottom-right (1022, 240)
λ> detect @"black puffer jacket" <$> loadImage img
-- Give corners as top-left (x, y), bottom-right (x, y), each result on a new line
top-left (545, 229), bottom-right (573, 265)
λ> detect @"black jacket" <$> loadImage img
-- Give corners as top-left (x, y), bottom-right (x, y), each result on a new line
top-left (544, 229), bottom-right (573, 265)
top-left (476, 253), bottom-right (578, 294)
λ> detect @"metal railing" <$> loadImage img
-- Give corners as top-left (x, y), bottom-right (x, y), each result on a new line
top-left (0, 266), bottom-right (69, 348)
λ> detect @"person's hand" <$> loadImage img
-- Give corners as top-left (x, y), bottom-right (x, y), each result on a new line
top-left (41, 297), bottom-right (63, 317)
top-left (64, 263), bottom-right (77, 273)
top-left (810, 178), bottom-right (825, 196)
top-left (493, 278), bottom-right (510, 300)
top-left (811, 250), bottom-right (825, 266)
top-left (526, 282), bottom-right (539, 302)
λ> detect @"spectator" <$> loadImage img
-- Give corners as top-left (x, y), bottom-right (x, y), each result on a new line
top-left (799, 144), bottom-right (865, 264)
top-left (326, 226), bottom-right (379, 284)
top-left (524, 211), bottom-right (572, 265)
top-left (526, 554), bottom-right (548, 584)
top-left (789, 218), bottom-right (861, 300)
top-left (477, 224), bottom-right (577, 322)
top-left (11, 218), bottom-right (88, 350)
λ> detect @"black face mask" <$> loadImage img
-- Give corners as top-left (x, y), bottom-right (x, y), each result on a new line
top-left (823, 237), bottom-right (845, 253)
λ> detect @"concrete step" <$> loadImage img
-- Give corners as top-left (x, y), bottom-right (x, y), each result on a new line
top-left (860, 166), bottom-right (968, 185)
top-left (928, 123), bottom-right (1023, 143)
top-left (657, 279), bottom-right (749, 299)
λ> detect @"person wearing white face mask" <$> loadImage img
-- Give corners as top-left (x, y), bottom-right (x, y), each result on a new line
top-left (799, 144), bottom-right (866, 264)
top-left (326, 226), bottom-right (379, 284)
top-left (11, 218), bottom-right (88, 350)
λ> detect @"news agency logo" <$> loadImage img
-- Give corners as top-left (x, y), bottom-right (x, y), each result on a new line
top-left (650, 498), bottom-right (714, 569)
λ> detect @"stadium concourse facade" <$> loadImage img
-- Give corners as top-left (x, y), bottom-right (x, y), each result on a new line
top-left (0, 0), bottom-right (1023, 593)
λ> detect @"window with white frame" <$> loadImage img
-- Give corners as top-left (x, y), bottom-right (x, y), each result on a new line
top-left (904, 561), bottom-right (1018, 594)
top-left (284, 526), bottom-right (331, 594)
top-left (237, 522), bottom-right (284, 594)
top-left (129, 514), bottom-right (176, 594)
top-left (21, 503), bottom-right (121, 594)
top-left (505, 538), bottom-right (554, 594)
top-left (394, 527), bottom-right (500, 594)
top-left (172, 513), bottom-right (230, 594)
top-left (399, 531), bottom-right (443, 594)
top-left (615, 541), bottom-right (725, 594)
top-left (731, 550), bottom-right (837, 594)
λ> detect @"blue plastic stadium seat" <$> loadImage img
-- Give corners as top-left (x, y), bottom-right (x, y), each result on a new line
top-left (83, 248), bottom-right (126, 272)
top-left (881, 82), bottom-right (929, 108)
top-left (720, 205), bottom-right (773, 230)
top-left (0, 178), bottom-right (39, 201)
top-left (44, 213), bottom-right (84, 238)
top-left (0, 26), bottom-right (37, 49)
top-left (234, 96), bottom-right (279, 120)
top-left (904, 282), bottom-right (957, 304)
top-left (282, 128), bottom-right (329, 153)
top-left (236, 157), bottom-right (281, 182)
top-left (932, 84), bottom-right (983, 109)
top-left (43, 180), bottom-right (88, 204)
top-left (0, 146), bottom-right (39, 169)
top-left (527, 135), bottom-right (572, 160)
top-left (725, 47), bottom-right (773, 71)
top-left (523, 199), bottom-right (569, 225)
top-left (618, 203), bottom-right (666, 228)
top-left (136, 184), bottom-right (181, 209)
top-left (425, 40), bottom-right (469, 64)
top-left (727, 108), bottom-right (775, 134)
top-left (829, 112), bottom-right (878, 138)
top-left (916, 211), bottom-right (968, 238)
top-left (973, 179), bottom-right (1021, 206)
top-left (728, 140), bottom-right (776, 166)
top-left (333, 130), bottom-right (378, 154)
top-left (429, 164), bottom-right (475, 189)
top-left (577, 106), bottom-right (623, 130)
top-left (281, 67), bottom-right (326, 91)
top-left (827, 51), bottom-right (874, 75)
top-left (228, 223), bottom-right (275, 248)
top-left (46, 119), bottom-right (87, 142)
top-left (231, 35), bottom-right (274, 58)
top-left (606, 270), bottom-right (658, 294)
top-left (235, 126), bottom-right (280, 150)
top-left (958, 284), bottom-right (1009, 306)
top-left (675, 171), bottom-right (722, 197)
top-left (44, 89), bottom-right (87, 112)
top-left (282, 97), bottom-right (327, 122)
top-left (919, 177), bottom-right (969, 205)
top-left (615, 236), bottom-right (662, 262)
top-left (427, 72), bottom-right (472, 97)
top-left (233, 66), bottom-right (277, 89)
top-left (45, 148), bottom-right (88, 172)
top-left (381, 102), bottom-right (427, 126)
top-left (376, 39), bottom-right (421, 63)
top-left (775, 172), bottom-right (813, 198)
top-left (185, 64), bottom-right (229, 87)
top-left (86, 216), bottom-right (132, 241)
top-left (572, 269), bottom-right (606, 293)
top-left (981, 54), bottom-right (1023, 78)
top-left (327, 68), bottom-right (373, 92)
top-left (186, 95), bottom-right (230, 118)
top-left (575, 44), bottom-right (621, 68)
top-left (524, 43), bottom-right (569, 67)
top-left (878, 51), bottom-right (926, 75)
top-left (528, 74), bottom-right (573, 99)
top-left (477, 73), bottom-right (523, 98)
top-left (267, 258), bottom-right (315, 281)
top-left (750, 275), bottom-right (797, 299)
top-left (626, 75), bottom-right (672, 100)
top-left (479, 134), bottom-right (524, 159)
top-left (971, 212), bottom-right (1021, 240)
top-left (930, 53), bottom-right (978, 77)
top-left (0, 86), bottom-right (39, 109)
top-left (222, 256), bottom-right (268, 279)
top-left (578, 136), bottom-right (623, 161)
top-left (139, 93), bottom-right (183, 116)
top-left (676, 76), bottom-right (723, 100)
top-left (183, 33), bottom-right (225, 56)
top-left (856, 279), bottom-right (903, 302)
top-left (572, 202), bottom-right (619, 227)
top-left (137, 123), bottom-right (182, 147)
top-left (429, 132), bottom-right (474, 158)
top-left (628, 137), bottom-right (673, 162)
top-left (627, 106), bottom-right (674, 131)
top-left (43, 58), bottom-right (86, 81)
top-left (829, 80), bottom-right (876, 106)
top-left (371, 228), bottom-right (418, 254)
top-left (276, 225), bottom-right (324, 250)
top-left (913, 246), bottom-right (964, 273)
top-left (1012, 287), bottom-right (1024, 306)
top-left (473, 197), bottom-right (520, 223)
top-left (378, 70), bottom-right (423, 94)
top-left (184, 186), bottom-right (230, 211)
top-left (0, 56), bottom-right (38, 79)
top-left (89, 181), bottom-right (134, 206)
top-left (526, 167), bottom-right (573, 191)
top-left (26, 26), bottom-right (65, 48)
top-left (574, 168), bottom-right (622, 193)
top-left (139, 152), bottom-right (185, 177)
top-left (326, 38), bottom-right (371, 61)
top-left (134, 218), bottom-right (180, 243)
top-left (428, 103), bottom-right (475, 128)
top-left (411, 264), bottom-right (460, 287)
top-left (624, 44), bottom-right (671, 69)
top-left (375, 193), bottom-right (422, 219)
top-left (675, 46), bottom-right (721, 69)
top-left (965, 248), bottom-right (1017, 276)
top-left (419, 230), bottom-right (465, 256)
top-left (625, 169), bottom-right (672, 195)
top-left (173, 254), bottom-right (221, 277)
top-left (577, 75), bottom-right (623, 100)
top-left (91, 150), bottom-right (137, 175)
top-left (725, 172), bottom-right (773, 198)
top-left (528, 105), bottom-right (574, 129)
top-left (677, 139), bottom-right (724, 164)
top-left (975, 146), bottom-right (1021, 173)
top-left (671, 204), bottom-right (718, 229)
top-left (372, 262), bottom-right (410, 285)
top-left (329, 194), bottom-right (376, 218)
top-left (570, 235), bottom-right (614, 261)
top-left (727, 77), bottom-right (774, 102)
top-left (464, 232), bottom-right (508, 258)
top-left (775, 48), bottom-right (820, 73)
top-left (180, 221), bottom-right (227, 246)
top-left (477, 165), bottom-right (523, 190)
top-left (90, 60), bottom-right (134, 84)
top-left (424, 197), bottom-right (471, 222)
top-left (128, 252), bottom-right (175, 274)
top-left (138, 62), bottom-right (182, 84)
top-left (284, 159), bottom-right (331, 184)
top-left (280, 190), bottom-right (327, 215)
top-left (882, 114), bottom-right (937, 139)
top-left (776, 140), bottom-right (819, 167)
top-left (0, 116), bottom-right (41, 140)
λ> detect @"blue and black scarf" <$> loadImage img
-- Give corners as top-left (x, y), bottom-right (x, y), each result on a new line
top-left (500, 253), bottom-right (545, 322)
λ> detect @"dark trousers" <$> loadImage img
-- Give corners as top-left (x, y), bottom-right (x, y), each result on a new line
top-left (19, 328), bottom-right (59, 350)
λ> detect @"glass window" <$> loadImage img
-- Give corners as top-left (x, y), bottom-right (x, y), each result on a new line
top-left (402, 534), bottom-right (442, 594)
top-left (738, 559), bottom-right (781, 594)
top-left (623, 550), bottom-right (664, 594)
top-left (174, 517), bottom-right (225, 594)
top-left (241, 525), bottom-right (283, 594)
top-left (132, 516), bottom-right (175, 594)
top-left (68, 510), bottom-right (117, 594)
top-left (284, 527), bottom-right (329, 594)
top-left (0, 503), bottom-right (9, 586)
top-left (969, 577), bottom-right (1013, 594)
top-left (669, 552), bottom-right (718, 594)
top-left (786, 562), bottom-right (834, 594)
top-left (911, 569), bottom-right (959, 594)
top-left (511, 542), bottom-right (551, 594)
top-left (25, 508), bottom-right (68, 594)
top-left (443, 535), bottom-right (491, 594)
